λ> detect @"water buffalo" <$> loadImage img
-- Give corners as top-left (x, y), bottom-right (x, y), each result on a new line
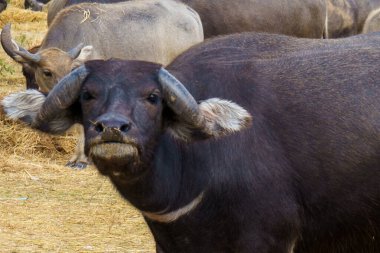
top-left (1, 0), bottom-right (203, 168)
top-left (47, 0), bottom-right (328, 38)
top-left (4, 31), bottom-right (380, 252)
top-left (327, 0), bottom-right (380, 37)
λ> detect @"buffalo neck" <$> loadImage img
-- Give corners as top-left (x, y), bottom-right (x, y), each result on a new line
top-left (107, 133), bottom-right (209, 216)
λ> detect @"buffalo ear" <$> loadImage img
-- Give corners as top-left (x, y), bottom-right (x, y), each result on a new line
top-left (71, 45), bottom-right (93, 70)
top-left (1, 89), bottom-right (78, 134)
top-left (2, 89), bottom-right (45, 125)
top-left (167, 98), bottom-right (252, 142)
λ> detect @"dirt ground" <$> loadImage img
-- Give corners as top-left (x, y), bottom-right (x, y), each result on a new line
top-left (0, 1), bottom-right (155, 252)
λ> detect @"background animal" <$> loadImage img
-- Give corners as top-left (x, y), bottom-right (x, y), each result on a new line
top-left (362, 7), bottom-right (380, 33)
top-left (7, 31), bottom-right (380, 252)
top-left (47, 0), bottom-right (328, 38)
top-left (327, 0), bottom-right (380, 37)
top-left (1, 0), bottom-right (203, 168)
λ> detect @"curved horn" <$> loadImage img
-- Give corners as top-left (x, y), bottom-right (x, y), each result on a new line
top-left (33, 65), bottom-right (89, 127)
top-left (1, 23), bottom-right (41, 63)
top-left (14, 47), bottom-right (41, 63)
top-left (1, 23), bottom-right (21, 60)
top-left (68, 43), bottom-right (84, 59)
top-left (158, 68), bottom-right (201, 125)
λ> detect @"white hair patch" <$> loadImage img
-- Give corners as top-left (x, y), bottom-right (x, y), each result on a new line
top-left (1, 89), bottom-right (45, 121)
top-left (142, 192), bottom-right (205, 223)
top-left (168, 98), bottom-right (252, 141)
top-left (199, 98), bottom-right (252, 137)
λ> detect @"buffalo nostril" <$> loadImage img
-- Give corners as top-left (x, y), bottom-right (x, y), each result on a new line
top-left (120, 124), bottom-right (131, 133)
top-left (94, 122), bottom-right (104, 133)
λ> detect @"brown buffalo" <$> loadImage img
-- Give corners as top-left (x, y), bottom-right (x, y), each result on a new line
top-left (1, 0), bottom-right (203, 168)
top-left (48, 0), bottom-right (328, 38)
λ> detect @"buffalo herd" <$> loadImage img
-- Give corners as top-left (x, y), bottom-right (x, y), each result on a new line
top-left (3, 0), bottom-right (380, 252)
top-left (1, 0), bottom-right (203, 168)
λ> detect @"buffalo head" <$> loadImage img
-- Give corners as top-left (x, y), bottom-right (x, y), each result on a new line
top-left (3, 59), bottom-right (252, 179)
top-left (1, 23), bottom-right (93, 93)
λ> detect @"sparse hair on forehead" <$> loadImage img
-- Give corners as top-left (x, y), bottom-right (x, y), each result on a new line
top-left (83, 59), bottom-right (164, 85)
top-left (84, 59), bottom-right (163, 74)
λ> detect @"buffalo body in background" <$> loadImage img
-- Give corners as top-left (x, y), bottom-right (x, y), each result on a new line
top-left (327, 0), bottom-right (380, 37)
top-left (47, 0), bottom-right (125, 25)
top-left (47, 0), bottom-right (328, 38)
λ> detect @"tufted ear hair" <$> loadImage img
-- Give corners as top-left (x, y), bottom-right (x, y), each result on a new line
top-left (166, 97), bottom-right (252, 142)
top-left (158, 68), bottom-right (252, 142)
top-left (2, 89), bottom-right (46, 125)
top-left (1, 89), bottom-right (76, 133)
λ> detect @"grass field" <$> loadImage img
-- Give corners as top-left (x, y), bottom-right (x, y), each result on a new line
top-left (0, 1), bottom-right (155, 252)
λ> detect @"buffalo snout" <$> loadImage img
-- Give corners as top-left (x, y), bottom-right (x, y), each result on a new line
top-left (90, 114), bottom-right (132, 142)
top-left (86, 113), bottom-right (141, 175)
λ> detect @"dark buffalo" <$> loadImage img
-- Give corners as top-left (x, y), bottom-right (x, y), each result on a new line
top-left (48, 0), bottom-right (328, 38)
top-left (24, 0), bottom-right (50, 11)
top-left (4, 31), bottom-right (380, 252)
top-left (327, 0), bottom-right (380, 37)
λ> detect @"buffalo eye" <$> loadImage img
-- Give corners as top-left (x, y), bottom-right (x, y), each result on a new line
top-left (147, 93), bottom-right (160, 104)
top-left (42, 69), bottom-right (52, 78)
top-left (81, 91), bottom-right (94, 101)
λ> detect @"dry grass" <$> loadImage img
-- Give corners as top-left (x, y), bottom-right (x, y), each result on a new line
top-left (0, 6), bottom-right (47, 27)
top-left (0, 2), bottom-right (155, 252)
